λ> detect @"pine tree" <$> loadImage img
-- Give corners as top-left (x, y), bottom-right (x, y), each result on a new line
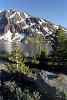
top-left (8, 42), bottom-right (23, 69)
top-left (7, 42), bottom-right (31, 74)
top-left (37, 46), bottom-right (48, 68)
top-left (51, 26), bottom-right (67, 65)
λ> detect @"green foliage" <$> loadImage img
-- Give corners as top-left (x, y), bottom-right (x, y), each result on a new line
top-left (56, 88), bottom-right (67, 100)
top-left (1, 81), bottom-right (40, 100)
top-left (7, 42), bottom-right (32, 75)
top-left (6, 63), bottom-right (18, 74)
top-left (51, 26), bottom-right (67, 65)
top-left (8, 42), bottom-right (23, 68)
top-left (0, 54), bottom-right (9, 61)
top-left (20, 62), bottom-right (32, 74)
top-left (23, 31), bottom-right (45, 43)
top-left (31, 54), bottom-right (39, 64)
top-left (19, 89), bottom-right (41, 100)
top-left (37, 46), bottom-right (48, 66)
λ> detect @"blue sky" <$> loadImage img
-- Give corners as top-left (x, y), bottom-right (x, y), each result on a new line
top-left (0, 0), bottom-right (67, 28)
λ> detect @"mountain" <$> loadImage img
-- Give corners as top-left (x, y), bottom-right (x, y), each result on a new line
top-left (0, 9), bottom-right (67, 42)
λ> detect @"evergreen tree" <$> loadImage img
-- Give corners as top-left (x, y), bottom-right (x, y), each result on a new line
top-left (37, 46), bottom-right (48, 68)
top-left (7, 42), bottom-right (31, 74)
top-left (51, 26), bottom-right (67, 65)
top-left (8, 42), bottom-right (23, 69)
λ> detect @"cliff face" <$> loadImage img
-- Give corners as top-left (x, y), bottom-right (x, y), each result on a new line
top-left (0, 10), bottom-right (67, 41)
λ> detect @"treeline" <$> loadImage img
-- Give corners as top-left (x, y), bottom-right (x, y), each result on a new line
top-left (24, 26), bottom-right (67, 72)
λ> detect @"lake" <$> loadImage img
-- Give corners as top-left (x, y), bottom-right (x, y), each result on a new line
top-left (0, 41), bottom-right (52, 57)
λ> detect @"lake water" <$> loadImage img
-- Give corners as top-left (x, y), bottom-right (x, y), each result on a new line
top-left (0, 41), bottom-right (52, 57)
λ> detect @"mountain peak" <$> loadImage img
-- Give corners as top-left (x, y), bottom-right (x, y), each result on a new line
top-left (0, 10), bottom-right (67, 42)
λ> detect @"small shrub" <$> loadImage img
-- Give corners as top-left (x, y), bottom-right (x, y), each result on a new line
top-left (56, 88), bottom-right (67, 100)
top-left (1, 81), bottom-right (41, 100)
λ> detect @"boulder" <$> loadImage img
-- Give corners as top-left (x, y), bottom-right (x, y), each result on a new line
top-left (36, 70), bottom-right (67, 100)
top-left (10, 72), bottom-right (35, 85)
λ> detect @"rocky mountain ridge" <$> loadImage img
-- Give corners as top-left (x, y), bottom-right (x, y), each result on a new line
top-left (0, 9), bottom-right (67, 42)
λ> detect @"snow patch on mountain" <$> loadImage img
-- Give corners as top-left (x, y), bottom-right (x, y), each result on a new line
top-left (10, 12), bottom-right (16, 19)
top-left (43, 27), bottom-right (49, 32)
top-left (40, 18), bottom-right (46, 24)
top-left (23, 25), bottom-right (29, 29)
top-left (0, 30), bottom-right (25, 42)
top-left (12, 32), bottom-right (25, 41)
top-left (17, 18), bottom-right (26, 24)
top-left (36, 29), bottom-right (44, 35)
top-left (0, 30), bottom-right (12, 42)
top-left (53, 25), bottom-right (59, 29)
top-left (62, 28), bottom-right (67, 33)
top-left (30, 23), bottom-right (35, 27)
top-left (38, 21), bottom-right (43, 25)
top-left (24, 13), bottom-right (29, 18)
top-left (37, 31), bottom-right (44, 35)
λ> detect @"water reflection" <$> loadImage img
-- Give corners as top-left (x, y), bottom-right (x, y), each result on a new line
top-left (20, 43), bottom-right (39, 57)
top-left (0, 41), bottom-right (13, 54)
top-left (0, 41), bottom-right (52, 56)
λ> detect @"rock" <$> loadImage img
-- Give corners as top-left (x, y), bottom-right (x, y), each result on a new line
top-left (36, 70), bottom-right (67, 100)
top-left (0, 62), bottom-right (7, 70)
top-left (10, 72), bottom-right (35, 85)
